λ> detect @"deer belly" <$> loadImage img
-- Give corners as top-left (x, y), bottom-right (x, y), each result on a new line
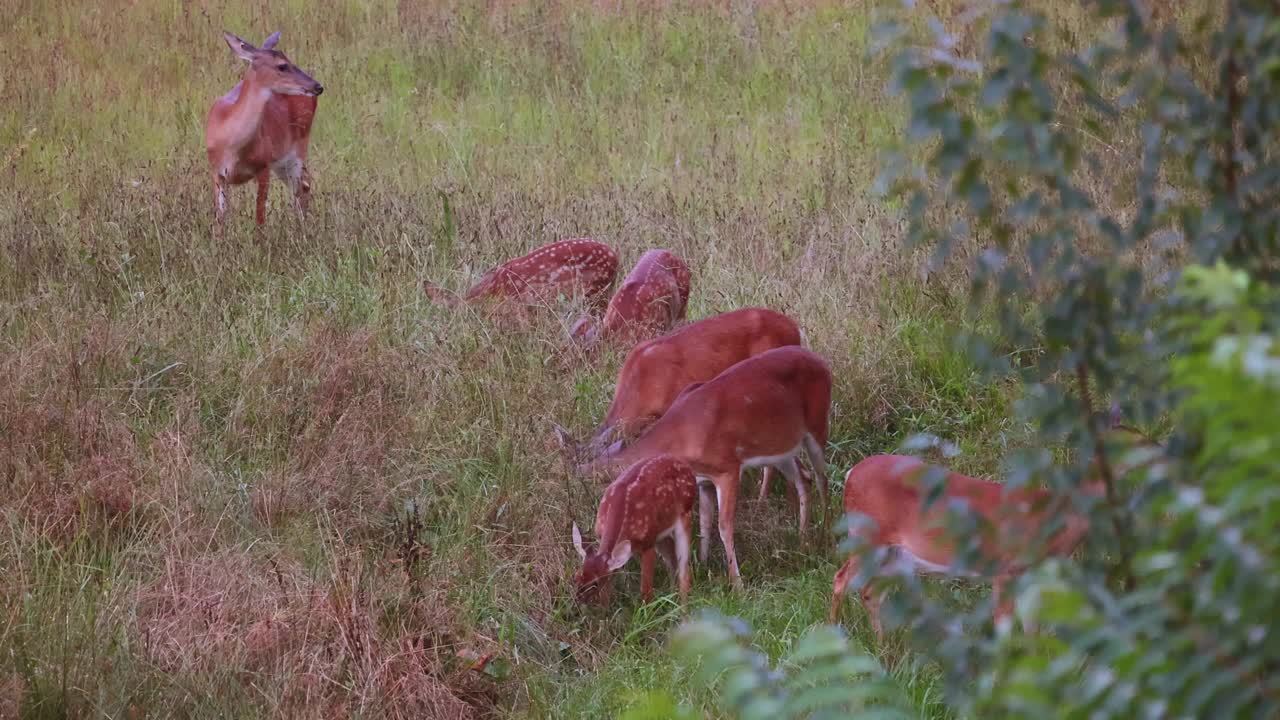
top-left (271, 151), bottom-right (302, 180)
top-left (885, 545), bottom-right (980, 579)
top-left (225, 163), bottom-right (260, 185)
top-left (740, 446), bottom-right (803, 470)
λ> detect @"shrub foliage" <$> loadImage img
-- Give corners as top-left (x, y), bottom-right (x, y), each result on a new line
top-left (672, 1), bottom-right (1280, 717)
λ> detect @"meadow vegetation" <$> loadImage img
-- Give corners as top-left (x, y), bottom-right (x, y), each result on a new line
top-left (1, 1), bottom-right (1147, 717)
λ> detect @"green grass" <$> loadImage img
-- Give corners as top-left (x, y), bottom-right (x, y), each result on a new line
top-left (529, 565), bottom-right (965, 719)
top-left (0, 1), bottom-right (1054, 717)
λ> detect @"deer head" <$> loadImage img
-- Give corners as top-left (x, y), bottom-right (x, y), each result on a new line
top-left (223, 30), bottom-right (324, 97)
top-left (571, 522), bottom-right (630, 605)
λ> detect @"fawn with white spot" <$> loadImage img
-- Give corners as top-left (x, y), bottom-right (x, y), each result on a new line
top-left (572, 455), bottom-right (697, 605)
top-left (424, 239), bottom-right (619, 315)
top-left (570, 249), bottom-right (691, 345)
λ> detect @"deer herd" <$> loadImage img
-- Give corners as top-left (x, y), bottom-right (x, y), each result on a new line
top-left (207, 30), bottom-right (1159, 639)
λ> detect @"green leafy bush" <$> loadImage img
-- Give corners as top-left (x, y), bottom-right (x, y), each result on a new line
top-left (668, 1), bottom-right (1280, 717)
top-left (666, 613), bottom-right (915, 720)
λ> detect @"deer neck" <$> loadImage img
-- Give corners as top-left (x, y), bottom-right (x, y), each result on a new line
top-left (464, 268), bottom-right (501, 301)
top-left (580, 440), bottom-right (630, 480)
top-left (584, 432), bottom-right (660, 480)
top-left (594, 492), bottom-right (626, 556)
top-left (223, 73), bottom-right (276, 152)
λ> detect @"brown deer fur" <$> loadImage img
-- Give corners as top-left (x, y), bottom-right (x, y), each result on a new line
top-left (572, 455), bottom-right (697, 605)
top-left (567, 346), bottom-right (831, 588)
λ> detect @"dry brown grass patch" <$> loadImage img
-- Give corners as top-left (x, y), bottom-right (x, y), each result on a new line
top-left (0, 672), bottom-right (22, 720)
top-left (135, 549), bottom-right (489, 717)
top-left (226, 325), bottom-right (417, 529)
top-left (0, 330), bottom-right (149, 542)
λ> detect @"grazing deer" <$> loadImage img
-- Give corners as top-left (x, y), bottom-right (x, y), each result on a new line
top-left (560, 346), bottom-right (832, 588)
top-left (205, 31), bottom-right (323, 226)
top-left (829, 427), bottom-right (1162, 636)
top-left (667, 379), bottom-right (814, 513)
top-left (570, 249), bottom-right (691, 345)
top-left (572, 308), bottom-right (803, 459)
top-left (424, 239), bottom-right (619, 315)
top-left (572, 455), bottom-right (698, 605)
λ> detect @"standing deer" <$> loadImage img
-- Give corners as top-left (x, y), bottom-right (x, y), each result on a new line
top-left (572, 307), bottom-right (803, 458)
top-left (205, 31), bottom-right (323, 226)
top-left (829, 426), bottom-right (1162, 636)
top-left (424, 239), bottom-right (619, 315)
top-left (571, 455), bottom-right (698, 606)
top-left (570, 249), bottom-right (691, 345)
top-left (560, 346), bottom-right (832, 588)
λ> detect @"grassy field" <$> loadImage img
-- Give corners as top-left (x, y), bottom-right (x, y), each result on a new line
top-left (0, 1), bottom-right (1082, 717)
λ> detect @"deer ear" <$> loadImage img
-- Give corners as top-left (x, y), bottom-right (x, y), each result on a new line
top-left (606, 541), bottom-right (632, 571)
top-left (261, 31), bottom-right (281, 50)
top-left (553, 424), bottom-right (584, 463)
top-left (569, 317), bottom-right (595, 342)
top-left (553, 423), bottom-right (574, 449)
top-left (571, 523), bottom-right (586, 559)
top-left (222, 31), bottom-right (257, 61)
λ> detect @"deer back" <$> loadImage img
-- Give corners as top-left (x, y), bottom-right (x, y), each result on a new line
top-left (465, 239), bottom-right (619, 304)
top-left (595, 346), bottom-right (831, 478)
top-left (842, 454), bottom-right (1094, 571)
top-left (592, 249), bottom-right (691, 343)
top-left (595, 307), bottom-right (803, 443)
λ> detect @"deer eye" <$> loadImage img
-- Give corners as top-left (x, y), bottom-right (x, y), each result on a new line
top-left (277, 63), bottom-right (289, 71)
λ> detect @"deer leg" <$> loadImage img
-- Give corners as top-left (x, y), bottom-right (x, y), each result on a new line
top-left (860, 545), bottom-right (911, 640)
top-left (833, 543), bottom-right (890, 639)
top-left (863, 583), bottom-right (886, 640)
top-left (297, 164), bottom-right (313, 212)
top-left (758, 466), bottom-right (773, 501)
top-left (783, 470), bottom-right (800, 510)
top-left (830, 554), bottom-right (860, 624)
top-left (698, 482), bottom-right (716, 564)
top-left (639, 547), bottom-right (656, 604)
top-left (714, 473), bottom-right (743, 589)
top-left (656, 536), bottom-right (676, 575)
top-left (674, 512), bottom-right (692, 603)
top-left (273, 154), bottom-right (308, 214)
top-left (254, 169), bottom-right (270, 226)
top-left (213, 171), bottom-right (229, 224)
top-left (804, 435), bottom-right (829, 529)
top-left (992, 571), bottom-right (1023, 633)
top-left (778, 458), bottom-right (809, 538)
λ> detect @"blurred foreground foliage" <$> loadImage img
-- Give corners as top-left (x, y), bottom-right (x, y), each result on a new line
top-left (657, 1), bottom-right (1280, 717)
